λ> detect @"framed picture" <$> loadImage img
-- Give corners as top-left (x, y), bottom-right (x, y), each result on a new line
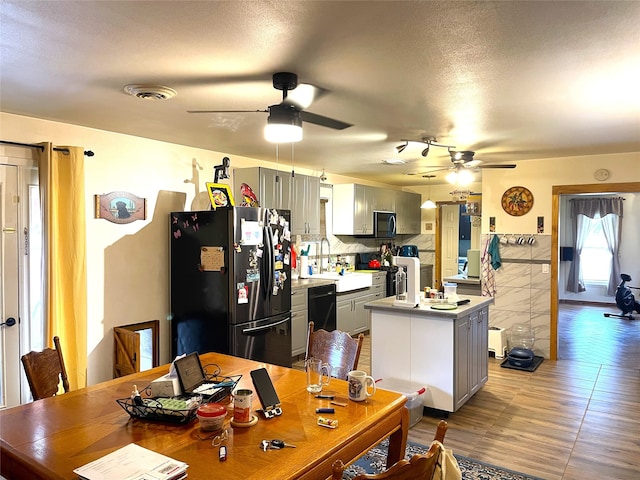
top-left (206, 183), bottom-right (235, 210)
top-left (95, 191), bottom-right (146, 224)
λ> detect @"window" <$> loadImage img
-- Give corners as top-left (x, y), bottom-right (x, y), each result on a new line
top-left (580, 216), bottom-right (611, 283)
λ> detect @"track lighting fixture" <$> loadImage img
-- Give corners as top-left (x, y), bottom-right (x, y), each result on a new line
top-left (421, 145), bottom-right (430, 157)
top-left (395, 141), bottom-right (408, 153)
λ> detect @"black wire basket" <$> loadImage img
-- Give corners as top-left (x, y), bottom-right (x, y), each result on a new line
top-left (116, 394), bottom-right (202, 424)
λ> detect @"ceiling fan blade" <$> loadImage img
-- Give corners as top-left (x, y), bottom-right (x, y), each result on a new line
top-left (477, 164), bottom-right (517, 169)
top-left (187, 109), bottom-right (268, 114)
top-left (281, 83), bottom-right (329, 110)
top-left (299, 111), bottom-right (352, 130)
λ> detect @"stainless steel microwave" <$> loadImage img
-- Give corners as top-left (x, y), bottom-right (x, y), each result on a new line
top-left (373, 211), bottom-right (397, 238)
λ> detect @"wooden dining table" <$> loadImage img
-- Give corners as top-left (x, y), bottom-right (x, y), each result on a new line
top-left (0, 352), bottom-right (408, 480)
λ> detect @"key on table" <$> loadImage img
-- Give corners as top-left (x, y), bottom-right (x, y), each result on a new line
top-left (270, 439), bottom-right (296, 449)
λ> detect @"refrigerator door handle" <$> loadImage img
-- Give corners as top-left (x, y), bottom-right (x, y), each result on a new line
top-left (242, 317), bottom-right (289, 334)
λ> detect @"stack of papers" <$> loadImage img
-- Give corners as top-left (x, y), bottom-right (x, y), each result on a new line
top-left (74, 443), bottom-right (187, 480)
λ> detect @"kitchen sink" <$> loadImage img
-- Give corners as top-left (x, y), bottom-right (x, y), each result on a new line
top-left (311, 272), bottom-right (373, 292)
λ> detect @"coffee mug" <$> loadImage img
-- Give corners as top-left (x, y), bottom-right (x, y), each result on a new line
top-left (500, 235), bottom-right (508, 244)
top-left (508, 235), bottom-right (517, 244)
top-left (233, 388), bottom-right (253, 423)
top-left (348, 370), bottom-right (376, 401)
top-left (516, 236), bottom-right (525, 245)
top-left (306, 358), bottom-right (331, 393)
top-left (527, 236), bottom-right (536, 245)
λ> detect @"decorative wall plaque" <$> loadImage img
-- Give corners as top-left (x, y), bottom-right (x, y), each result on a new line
top-left (95, 192), bottom-right (146, 224)
top-left (501, 186), bottom-right (533, 216)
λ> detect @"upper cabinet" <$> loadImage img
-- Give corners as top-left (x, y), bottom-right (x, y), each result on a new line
top-left (233, 167), bottom-right (319, 235)
top-left (396, 191), bottom-right (421, 234)
top-left (291, 173), bottom-right (320, 235)
top-left (333, 184), bottom-right (420, 236)
top-left (233, 167), bottom-right (292, 210)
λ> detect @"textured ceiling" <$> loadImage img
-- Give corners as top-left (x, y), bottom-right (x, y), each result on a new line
top-left (1, 1), bottom-right (638, 186)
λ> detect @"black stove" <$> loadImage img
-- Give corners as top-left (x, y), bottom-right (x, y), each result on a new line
top-left (356, 253), bottom-right (399, 297)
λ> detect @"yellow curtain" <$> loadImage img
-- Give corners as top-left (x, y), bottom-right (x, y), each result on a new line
top-left (38, 143), bottom-right (87, 390)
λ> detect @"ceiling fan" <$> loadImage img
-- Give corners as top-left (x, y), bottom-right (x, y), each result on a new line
top-left (406, 149), bottom-right (517, 176)
top-left (187, 72), bottom-right (352, 142)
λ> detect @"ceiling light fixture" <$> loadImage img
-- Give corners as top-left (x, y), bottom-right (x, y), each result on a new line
top-left (421, 175), bottom-right (437, 209)
top-left (264, 105), bottom-right (303, 143)
top-left (446, 167), bottom-right (474, 186)
top-left (395, 141), bottom-right (408, 153)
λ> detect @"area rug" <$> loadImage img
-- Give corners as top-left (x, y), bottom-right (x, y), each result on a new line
top-left (343, 439), bottom-right (545, 480)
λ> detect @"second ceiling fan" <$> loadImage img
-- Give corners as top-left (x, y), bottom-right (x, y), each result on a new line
top-left (188, 72), bottom-right (352, 142)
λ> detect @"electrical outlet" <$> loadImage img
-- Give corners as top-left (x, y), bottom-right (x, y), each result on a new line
top-left (542, 264), bottom-right (549, 274)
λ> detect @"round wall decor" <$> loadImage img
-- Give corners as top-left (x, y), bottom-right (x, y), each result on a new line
top-left (501, 186), bottom-right (534, 216)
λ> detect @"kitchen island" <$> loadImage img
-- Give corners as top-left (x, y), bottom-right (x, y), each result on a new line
top-left (365, 295), bottom-right (493, 413)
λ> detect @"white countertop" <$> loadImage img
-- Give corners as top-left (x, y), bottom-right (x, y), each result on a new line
top-left (443, 274), bottom-right (481, 285)
top-left (364, 294), bottom-right (493, 318)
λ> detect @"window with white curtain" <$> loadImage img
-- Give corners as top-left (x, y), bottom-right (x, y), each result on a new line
top-left (580, 216), bottom-right (611, 283)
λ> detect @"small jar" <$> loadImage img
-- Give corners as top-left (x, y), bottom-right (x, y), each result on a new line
top-left (197, 403), bottom-right (227, 431)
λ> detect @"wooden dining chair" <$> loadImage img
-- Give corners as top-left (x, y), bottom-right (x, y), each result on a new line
top-left (21, 336), bottom-right (70, 400)
top-left (331, 420), bottom-right (449, 480)
top-left (305, 321), bottom-right (364, 380)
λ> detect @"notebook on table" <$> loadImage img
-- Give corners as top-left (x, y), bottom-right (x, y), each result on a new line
top-left (173, 352), bottom-right (234, 403)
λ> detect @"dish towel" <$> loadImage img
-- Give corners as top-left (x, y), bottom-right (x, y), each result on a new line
top-left (481, 236), bottom-right (498, 297)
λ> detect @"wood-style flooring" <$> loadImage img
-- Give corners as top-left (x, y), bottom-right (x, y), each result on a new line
top-left (358, 303), bottom-right (640, 479)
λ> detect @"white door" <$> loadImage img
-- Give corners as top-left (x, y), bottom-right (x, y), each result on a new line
top-left (441, 204), bottom-right (460, 279)
top-left (0, 163), bottom-right (21, 408)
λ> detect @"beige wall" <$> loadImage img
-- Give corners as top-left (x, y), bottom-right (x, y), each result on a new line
top-left (3, 111), bottom-right (639, 379)
top-left (0, 112), bottom-right (373, 384)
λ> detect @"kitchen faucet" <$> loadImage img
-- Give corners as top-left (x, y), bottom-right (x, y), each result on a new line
top-left (319, 237), bottom-right (331, 273)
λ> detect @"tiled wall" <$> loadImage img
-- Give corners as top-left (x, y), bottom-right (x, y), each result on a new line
top-left (483, 234), bottom-right (552, 358)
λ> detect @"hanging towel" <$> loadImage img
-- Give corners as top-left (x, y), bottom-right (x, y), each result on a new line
top-left (481, 236), bottom-right (497, 297)
top-left (432, 440), bottom-right (463, 480)
top-left (487, 234), bottom-right (501, 270)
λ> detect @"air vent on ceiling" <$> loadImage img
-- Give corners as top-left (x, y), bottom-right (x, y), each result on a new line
top-left (123, 84), bottom-right (177, 100)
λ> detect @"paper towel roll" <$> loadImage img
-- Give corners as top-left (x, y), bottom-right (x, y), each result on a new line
top-left (300, 256), bottom-right (310, 278)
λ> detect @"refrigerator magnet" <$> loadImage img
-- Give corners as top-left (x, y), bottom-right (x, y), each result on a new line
top-left (284, 253), bottom-right (290, 265)
top-left (246, 269), bottom-right (259, 283)
top-left (238, 285), bottom-right (248, 304)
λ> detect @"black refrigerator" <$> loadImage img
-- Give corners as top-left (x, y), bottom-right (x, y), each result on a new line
top-left (170, 207), bottom-right (292, 367)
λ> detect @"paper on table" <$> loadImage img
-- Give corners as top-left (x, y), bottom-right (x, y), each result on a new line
top-left (73, 443), bottom-right (187, 480)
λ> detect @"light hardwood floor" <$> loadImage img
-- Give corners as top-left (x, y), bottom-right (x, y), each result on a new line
top-left (357, 303), bottom-right (640, 479)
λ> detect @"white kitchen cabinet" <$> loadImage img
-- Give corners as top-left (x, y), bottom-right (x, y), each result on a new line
top-left (233, 167), bottom-right (292, 210)
top-left (292, 173), bottom-right (320, 235)
top-left (337, 272), bottom-right (385, 335)
top-left (291, 287), bottom-right (309, 357)
top-left (368, 296), bottom-right (492, 413)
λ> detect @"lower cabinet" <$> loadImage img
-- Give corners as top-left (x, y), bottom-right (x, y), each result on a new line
top-left (291, 288), bottom-right (308, 357)
top-left (336, 272), bottom-right (386, 336)
top-left (370, 304), bottom-right (489, 413)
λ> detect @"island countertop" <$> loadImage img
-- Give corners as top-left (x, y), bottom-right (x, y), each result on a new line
top-left (364, 294), bottom-right (493, 318)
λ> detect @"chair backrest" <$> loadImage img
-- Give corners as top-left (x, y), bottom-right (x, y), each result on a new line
top-left (305, 321), bottom-right (364, 380)
top-left (331, 420), bottom-right (449, 480)
top-left (21, 336), bottom-right (70, 400)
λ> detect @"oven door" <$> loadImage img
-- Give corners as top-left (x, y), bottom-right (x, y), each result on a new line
top-left (231, 313), bottom-right (292, 368)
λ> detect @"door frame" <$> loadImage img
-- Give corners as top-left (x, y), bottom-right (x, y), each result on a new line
top-left (435, 200), bottom-right (465, 289)
top-left (550, 181), bottom-right (640, 360)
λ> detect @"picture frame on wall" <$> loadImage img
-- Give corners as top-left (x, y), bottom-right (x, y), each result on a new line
top-left (206, 183), bottom-right (235, 210)
top-left (95, 191), bottom-right (146, 224)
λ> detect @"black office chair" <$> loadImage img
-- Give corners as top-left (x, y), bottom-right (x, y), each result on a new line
top-left (604, 274), bottom-right (640, 320)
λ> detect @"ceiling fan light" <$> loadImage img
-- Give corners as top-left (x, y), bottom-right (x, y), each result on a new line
top-left (421, 146), bottom-right (430, 157)
top-left (265, 105), bottom-right (303, 143)
top-left (395, 142), bottom-right (408, 153)
top-left (264, 123), bottom-right (303, 143)
top-left (421, 199), bottom-right (436, 209)
top-left (445, 171), bottom-right (458, 184)
top-left (458, 169), bottom-right (474, 185)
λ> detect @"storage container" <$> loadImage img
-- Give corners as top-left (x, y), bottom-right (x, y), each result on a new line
top-left (196, 402), bottom-right (227, 431)
top-left (376, 378), bottom-right (426, 428)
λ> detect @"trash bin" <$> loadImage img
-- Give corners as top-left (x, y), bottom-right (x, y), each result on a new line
top-left (376, 378), bottom-right (426, 428)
